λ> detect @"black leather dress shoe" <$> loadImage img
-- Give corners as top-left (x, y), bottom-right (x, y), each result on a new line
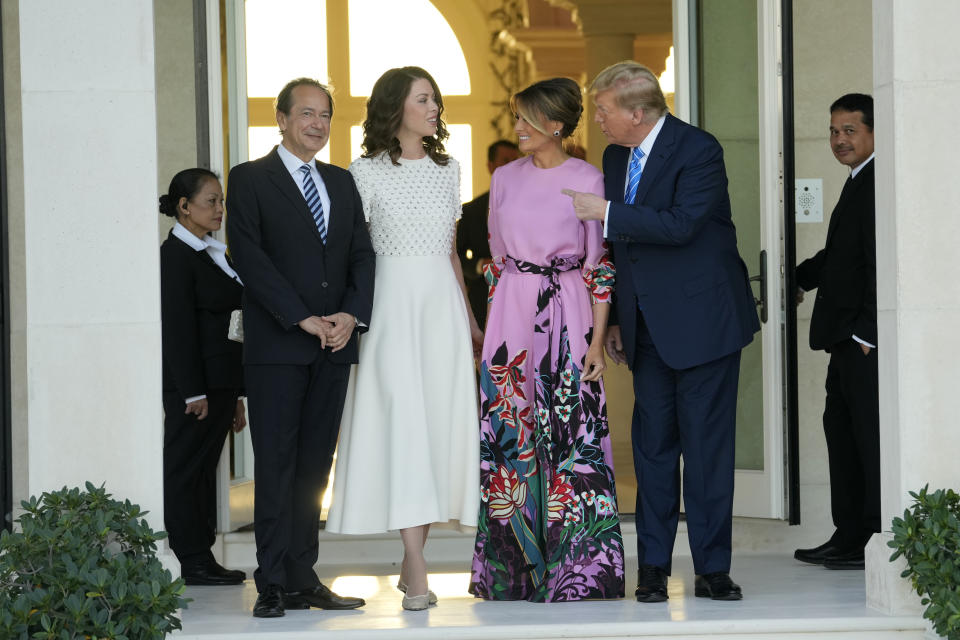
top-left (252, 584), bottom-right (285, 618)
top-left (635, 564), bottom-right (668, 602)
top-left (823, 549), bottom-right (865, 570)
top-left (284, 583), bottom-right (366, 610)
top-left (204, 560), bottom-right (246, 581)
top-left (794, 540), bottom-right (846, 565)
top-left (181, 562), bottom-right (244, 586)
top-left (694, 572), bottom-right (743, 601)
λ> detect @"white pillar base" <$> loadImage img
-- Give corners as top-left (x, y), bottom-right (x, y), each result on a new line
top-left (865, 533), bottom-right (923, 617)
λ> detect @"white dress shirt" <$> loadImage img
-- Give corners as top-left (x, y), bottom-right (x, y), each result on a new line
top-left (603, 114), bottom-right (668, 233)
top-left (277, 142), bottom-right (332, 233)
top-left (171, 222), bottom-right (243, 404)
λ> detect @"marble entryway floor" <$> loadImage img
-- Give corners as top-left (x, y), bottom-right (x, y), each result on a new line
top-left (172, 554), bottom-right (926, 639)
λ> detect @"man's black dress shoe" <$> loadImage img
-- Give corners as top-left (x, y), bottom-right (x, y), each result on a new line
top-left (207, 561), bottom-right (246, 581)
top-left (284, 583), bottom-right (366, 610)
top-left (823, 549), bottom-right (865, 570)
top-left (694, 572), bottom-right (743, 601)
top-left (252, 584), bottom-right (285, 618)
top-left (794, 540), bottom-right (846, 565)
top-left (181, 562), bottom-right (244, 586)
top-left (635, 564), bottom-right (668, 603)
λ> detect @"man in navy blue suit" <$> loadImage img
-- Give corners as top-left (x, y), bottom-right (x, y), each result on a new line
top-left (564, 61), bottom-right (759, 602)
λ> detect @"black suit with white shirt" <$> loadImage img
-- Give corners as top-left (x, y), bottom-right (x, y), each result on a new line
top-left (160, 226), bottom-right (243, 568)
top-left (226, 146), bottom-right (375, 592)
top-left (796, 158), bottom-right (879, 551)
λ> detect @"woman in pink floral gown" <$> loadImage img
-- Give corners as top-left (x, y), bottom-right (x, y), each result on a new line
top-left (470, 78), bottom-right (625, 602)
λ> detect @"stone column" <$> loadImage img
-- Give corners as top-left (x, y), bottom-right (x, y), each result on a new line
top-left (9, 0), bottom-right (167, 560)
top-left (866, 0), bottom-right (960, 618)
top-left (549, 0), bottom-right (671, 165)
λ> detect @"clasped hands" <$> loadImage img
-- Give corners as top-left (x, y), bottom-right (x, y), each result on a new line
top-left (298, 312), bottom-right (356, 352)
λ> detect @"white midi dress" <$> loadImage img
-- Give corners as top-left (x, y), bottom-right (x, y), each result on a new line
top-left (325, 152), bottom-right (480, 534)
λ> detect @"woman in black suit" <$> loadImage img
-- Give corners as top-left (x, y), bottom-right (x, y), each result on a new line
top-left (160, 168), bottom-right (246, 585)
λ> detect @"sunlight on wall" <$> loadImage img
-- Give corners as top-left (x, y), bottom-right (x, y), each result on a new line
top-left (348, 0), bottom-right (470, 97)
top-left (350, 124), bottom-right (473, 202)
top-left (245, 0), bottom-right (329, 98)
top-left (659, 46), bottom-right (675, 95)
top-left (248, 125), bottom-right (330, 164)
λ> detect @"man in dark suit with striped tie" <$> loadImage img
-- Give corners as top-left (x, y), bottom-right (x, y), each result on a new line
top-left (794, 93), bottom-right (877, 571)
top-left (227, 78), bottom-right (376, 618)
top-left (564, 61), bottom-right (759, 603)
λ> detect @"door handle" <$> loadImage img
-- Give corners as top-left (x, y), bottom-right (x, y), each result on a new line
top-left (749, 249), bottom-right (767, 324)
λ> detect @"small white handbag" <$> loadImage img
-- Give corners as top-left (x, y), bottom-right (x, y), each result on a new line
top-left (228, 309), bottom-right (244, 343)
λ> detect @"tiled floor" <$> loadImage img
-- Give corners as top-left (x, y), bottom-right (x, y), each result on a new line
top-left (173, 554), bottom-right (925, 639)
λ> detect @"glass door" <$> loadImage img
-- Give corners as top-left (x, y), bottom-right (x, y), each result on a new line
top-left (686, 0), bottom-right (787, 519)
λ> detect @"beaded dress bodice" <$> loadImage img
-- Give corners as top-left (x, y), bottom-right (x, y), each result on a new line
top-left (348, 153), bottom-right (461, 257)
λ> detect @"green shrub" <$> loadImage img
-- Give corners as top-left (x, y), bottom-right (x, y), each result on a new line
top-left (889, 485), bottom-right (960, 640)
top-left (0, 482), bottom-right (189, 640)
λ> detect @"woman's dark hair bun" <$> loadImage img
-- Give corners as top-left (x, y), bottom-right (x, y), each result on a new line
top-left (159, 194), bottom-right (176, 217)
top-left (161, 168), bottom-right (219, 220)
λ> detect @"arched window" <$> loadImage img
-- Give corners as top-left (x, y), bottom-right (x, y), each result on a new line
top-left (239, 0), bottom-right (474, 201)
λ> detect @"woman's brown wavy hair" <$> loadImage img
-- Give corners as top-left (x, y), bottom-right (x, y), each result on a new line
top-left (360, 66), bottom-right (449, 166)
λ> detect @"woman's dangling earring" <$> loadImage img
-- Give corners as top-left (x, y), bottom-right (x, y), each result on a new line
top-left (553, 130), bottom-right (561, 137)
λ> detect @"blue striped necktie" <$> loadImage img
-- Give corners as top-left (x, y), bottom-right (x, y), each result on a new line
top-left (298, 164), bottom-right (327, 243)
top-left (624, 146), bottom-right (645, 204)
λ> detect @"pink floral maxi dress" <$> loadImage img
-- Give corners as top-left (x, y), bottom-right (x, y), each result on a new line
top-left (469, 156), bottom-right (625, 601)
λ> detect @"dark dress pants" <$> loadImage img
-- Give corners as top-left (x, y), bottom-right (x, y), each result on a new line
top-left (823, 338), bottom-right (881, 550)
top-left (631, 313), bottom-right (741, 576)
top-left (163, 388), bottom-right (238, 567)
top-left (245, 353), bottom-right (350, 592)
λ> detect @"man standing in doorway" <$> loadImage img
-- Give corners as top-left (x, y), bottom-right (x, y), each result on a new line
top-left (457, 139), bottom-right (520, 327)
top-left (794, 93), bottom-right (877, 571)
top-left (564, 61), bottom-right (759, 602)
top-left (227, 78), bottom-right (376, 617)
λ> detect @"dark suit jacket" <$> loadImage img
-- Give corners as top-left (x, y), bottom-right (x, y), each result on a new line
top-left (796, 159), bottom-right (876, 350)
top-left (160, 231), bottom-right (244, 399)
top-left (457, 190), bottom-right (491, 326)
top-left (225, 148), bottom-right (376, 365)
top-left (604, 114), bottom-right (760, 370)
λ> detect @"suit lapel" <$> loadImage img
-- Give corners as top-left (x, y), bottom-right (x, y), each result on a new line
top-left (633, 114), bottom-right (677, 205)
top-left (824, 160), bottom-right (873, 247)
top-left (607, 145), bottom-right (630, 202)
top-left (264, 148), bottom-right (327, 247)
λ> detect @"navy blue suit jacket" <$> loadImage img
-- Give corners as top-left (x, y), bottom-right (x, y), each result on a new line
top-left (226, 148), bottom-right (375, 366)
top-left (604, 114), bottom-right (759, 370)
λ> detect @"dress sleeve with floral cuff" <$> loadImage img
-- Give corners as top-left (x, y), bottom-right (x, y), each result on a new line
top-left (483, 258), bottom-right (504, 304)
top-left (582, 251), bottom-right (615, 304)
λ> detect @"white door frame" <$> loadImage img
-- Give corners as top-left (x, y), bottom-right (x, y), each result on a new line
top-left (210, 0), bottom-right (256, 533)
top-left (673, 0), bottom-right (786, 520)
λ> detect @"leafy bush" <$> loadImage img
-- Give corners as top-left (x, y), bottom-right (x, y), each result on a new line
top-left (0, 482), bottom-right (189, 639)
top-left (889, 485), bottom-right (960, 640)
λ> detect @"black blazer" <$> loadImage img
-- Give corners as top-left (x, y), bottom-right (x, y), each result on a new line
top-left (160, 231), bottom-right (244, 399)
top-left (225, 148), bottom-right (376, 365)
top-left (796, 159), bottom-right (876, 350)
top-left (456, 190), bottom-right (491, 325)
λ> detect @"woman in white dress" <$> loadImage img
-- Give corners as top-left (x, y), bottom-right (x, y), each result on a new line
top-left (326, 67), bottom-right (482, 610)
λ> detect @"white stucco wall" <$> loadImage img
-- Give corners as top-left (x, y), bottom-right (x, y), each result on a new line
top-left (11, 0), bottom-right (165, 533)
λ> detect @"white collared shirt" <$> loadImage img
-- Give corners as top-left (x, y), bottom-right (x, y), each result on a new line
top-left (603, 114), bottom-right (668, 233)
top-left (171, 222), bottom-right (243, 284)
top-left (850, 153), bottom-right (874, 179)
top-left (277, 142), bottom-right (332, 232)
